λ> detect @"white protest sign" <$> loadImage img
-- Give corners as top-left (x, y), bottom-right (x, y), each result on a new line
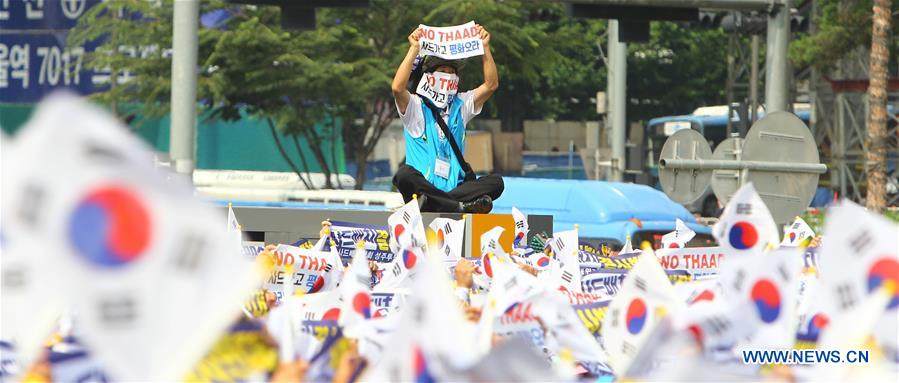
top-left (416, 71), bottom-right (459, 109)
top-left (418, 21), bottom-right (484, 60)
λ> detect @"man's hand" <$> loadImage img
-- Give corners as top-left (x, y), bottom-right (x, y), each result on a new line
top-left (408, 27), bottom-right (423, 51)
top-left (319, 219), bottom-right (332, 239)
top-left (477, 24), bottom-right (490, 47)
top-left (454, 258), bottom-right (476, 289)
top-left (393, 27), bottom-right (423, 114)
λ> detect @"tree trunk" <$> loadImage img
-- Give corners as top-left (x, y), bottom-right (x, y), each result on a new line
top-left (330, 116), bottom-right (344, 189)
top-left (289, 135), bottom-right (315, 190)
top-left (354, 150), bottom-right (369, 190)
top-left (303, 129), bottom-right (334, 189)
top-left (266, 118), bottom-right (312, 190)
top-left (865, 0), bottom-right (891, 213)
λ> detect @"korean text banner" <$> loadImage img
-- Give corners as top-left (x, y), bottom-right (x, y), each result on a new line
top-left (418, 21), bottom-right (485, 60)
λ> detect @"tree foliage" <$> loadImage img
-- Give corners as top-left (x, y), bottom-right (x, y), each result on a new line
top-left (69, 0), bottom-right (740, 188)
top-left (790, 0), bottom-right (899, 70)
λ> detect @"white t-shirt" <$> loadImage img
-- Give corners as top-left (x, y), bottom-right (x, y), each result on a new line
top-left (395, 90), bottom-right (482, 138)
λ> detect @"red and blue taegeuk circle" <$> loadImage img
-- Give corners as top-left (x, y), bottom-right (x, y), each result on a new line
top-left (514, 232), bottom-right (525, 246)
top-left (728, 221), bottom-right (759, 250)
top-left (414, 346), bottom-right (434, 383)
top-left (394, 224), bottom-right (405, 242)
top-left (482, 253), bottom-right (493, 278)
top-left (625, 298), bottom-right (647, 334)
top-left (352, 292), bottom-right (372, 319)
top-left (536, 256), bottom-right (550, 267)
top-left (307, 275), bottom-right (325, 293)
top-left (789, 232), bottom-right (797, 243)
top-left (807, 313), bottom-right (829, 339)
top-left (750, 278), bottom-right (781, 323)
top-left (68, 186), bottom-right (152, 268)
top-left (321, 307), bottom-right (341, 321)
top-left (689, 289), bottom-right (716, 305)
top-left (867, 258), bottom-right (899, 309)
top-left (437, 229), bottom-right (445, 249)
top-left (403, 249), bottom-right (418, 269)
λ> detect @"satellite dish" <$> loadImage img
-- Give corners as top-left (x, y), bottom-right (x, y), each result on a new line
top-left (658, 129), bottom-right (713, 204)
top-left (741, 111), bottom-right (821, 224)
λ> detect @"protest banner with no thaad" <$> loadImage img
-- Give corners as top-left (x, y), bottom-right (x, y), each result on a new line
top-left (418, 21), bottom-right (484, 60)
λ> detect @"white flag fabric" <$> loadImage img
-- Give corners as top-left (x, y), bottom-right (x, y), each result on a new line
top-left (0, 93), bottom-right (259, 381)
top-left (549, 229), bottom-right (581, 293)
top-left (602, 250), bottom-right (683, 374)
top-left (816, 201), bottom-right (899, 360)
top-left (365, 246), bottom-right (478, 381)
top-left (713, 183), bottom-right (779, 256)
top-left (620, 236), bottom-right (634, 254)
top-left (429, 217), bottom-right (464, 262)
top-left (374, 246), bottom-right (425, 291)
top-left (388, 199), bottom-right (427, 252)
top-left (780, 215), bottom-right (815, 247)
top-left (511, 207), bottom-right (529, 248)
top-left (480, 226), bottom-right (506, 257)
top-left (719, 247), bottom-right (803, 349)
top-left (339, 243), bottom-right (374, 338)
top-left (661, 218), bottom-right (695, 249)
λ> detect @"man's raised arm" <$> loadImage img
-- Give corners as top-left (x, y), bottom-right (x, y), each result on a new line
top-left (473, 25), bottom-right (499, 111)
top-left (392, 28), bottom-right (422, 114)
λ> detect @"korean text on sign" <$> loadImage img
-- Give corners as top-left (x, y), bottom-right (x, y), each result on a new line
top-left (418, 21), bottom-right (485, 60)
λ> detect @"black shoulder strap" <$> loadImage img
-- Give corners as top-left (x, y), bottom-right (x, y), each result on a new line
top-left (423, 101), bottom-right (476, 182)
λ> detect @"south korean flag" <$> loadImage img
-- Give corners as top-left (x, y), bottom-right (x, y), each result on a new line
top-left (713, 183), bottom-right (780, 256)
top-left (388, 199), bottom-right (427, 253)
top-left (0, 94), bottom-right (259, 381)
top-left (602, 250), bottom-right (683, 374)
top-left (428, 217), bottom-right (464, 262)
top-left (816, 201), bottom-right (899, 360)
top-left (719, 247), bottom-right (803, 349)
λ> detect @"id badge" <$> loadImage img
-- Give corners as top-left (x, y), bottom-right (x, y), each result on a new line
top-left (434, 156), bottom-right (451, 179)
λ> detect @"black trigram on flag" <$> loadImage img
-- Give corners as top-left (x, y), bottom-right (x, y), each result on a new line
top-left (778, 262), bottom-right (792, 282)
top-left (621, 341), bottom-right (637, 356)
top-left (633, 276), bottom-right (647, 292)
top-left (515, 221), bottom-right (525, 229)
top-left (173, 234), bottom-right (207, 273)
top-left (849, 230), bottom-right (872, 257)
top-left (736, 203), bottom-right (752, 215)
top-left (98, 296), bottom-right (137, 326)
top-left (555, 238), bottom-right (566, 250)
top-left (561, 270), bottom-right (573, 284)
top-left (18, 183), bottom-right (45, 229)
top-left (1, 266), bottom-right (26, 289)
top-left (504, 276), bottom-right (518, 291)
top-left (443, 222), bottom-right (453, 234)
top-left (402, 211), bottom-right (411, 224)
top-left (733, 269), bottom-right (746, 292)
top-left (835, 283), bottom-right (857, 311)
top-left (706, 315), bottom-right (732, 336)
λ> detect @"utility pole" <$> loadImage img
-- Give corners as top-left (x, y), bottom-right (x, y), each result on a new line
top-left (750, 34), bottom-right (760, 124)
top-left (764, 0), bottom-right (790, 112)
top-left (608, 20), bottom-right (627, 181)
top-left (169, 0), bottom-right (200, 178)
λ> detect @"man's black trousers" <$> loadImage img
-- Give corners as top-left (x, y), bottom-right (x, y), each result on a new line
top-left (392, 164), bottom-right (504, 212)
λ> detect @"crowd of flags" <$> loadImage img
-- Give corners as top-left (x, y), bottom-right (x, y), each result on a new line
top-left (1, 94), bottom-right (898, 381)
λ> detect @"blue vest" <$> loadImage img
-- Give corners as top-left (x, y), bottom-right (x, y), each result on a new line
top-left (405, 98), bottom-right (466, 192)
